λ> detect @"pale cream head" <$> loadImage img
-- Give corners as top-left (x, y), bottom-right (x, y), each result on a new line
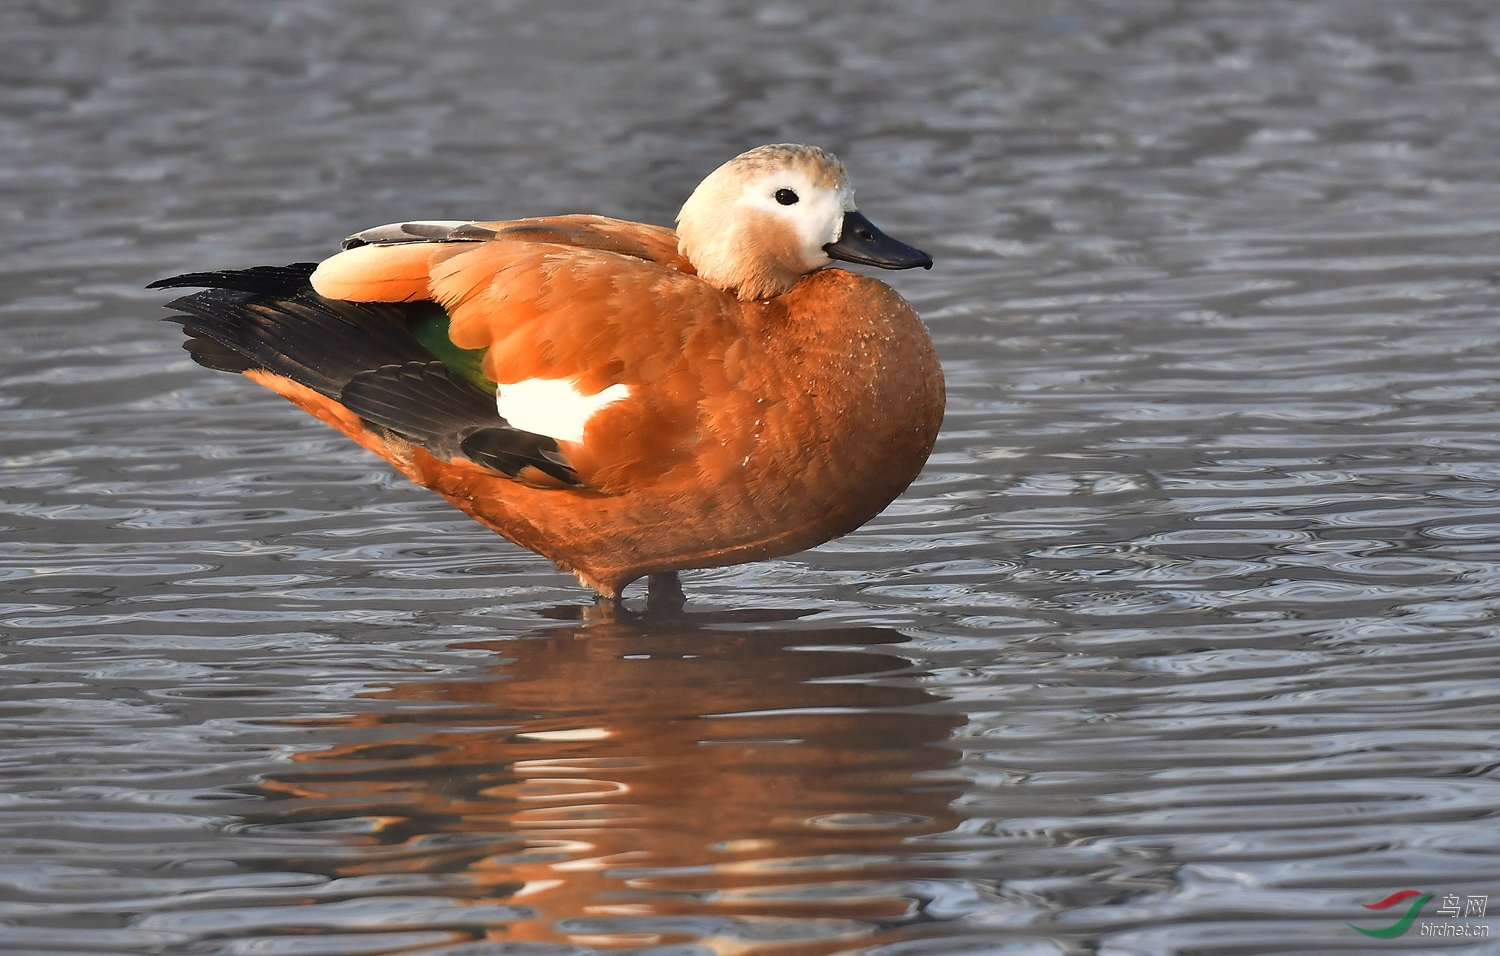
top-left (676, 144), bottom-right (857, 301)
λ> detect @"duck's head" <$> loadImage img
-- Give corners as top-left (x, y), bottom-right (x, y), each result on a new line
top-left (676, 144), bottom-right (932, 301)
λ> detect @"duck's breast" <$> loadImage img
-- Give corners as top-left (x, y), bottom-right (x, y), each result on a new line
top-left (726, 268), bottom-right (945, 534)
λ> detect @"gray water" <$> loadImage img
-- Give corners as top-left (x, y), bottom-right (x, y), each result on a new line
top-left (3, 1), bottom-right (1500, 953)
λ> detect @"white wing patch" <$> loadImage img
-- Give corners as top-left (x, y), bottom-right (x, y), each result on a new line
top-left (497, 379), bottom-right (630, 445)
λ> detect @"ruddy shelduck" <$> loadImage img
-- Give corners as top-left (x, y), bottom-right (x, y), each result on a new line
top-left (153, 144), bottom-right (944, 600)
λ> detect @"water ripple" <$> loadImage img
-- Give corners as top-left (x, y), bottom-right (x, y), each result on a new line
top-left (6, 0), bottom-right (1500, 953)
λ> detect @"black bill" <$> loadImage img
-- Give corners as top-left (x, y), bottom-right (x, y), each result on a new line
top-left (822, 210), bottom-right (933, 270)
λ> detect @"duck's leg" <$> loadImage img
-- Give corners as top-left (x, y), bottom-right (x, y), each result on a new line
top-left (646, 572), bottom-right (686, 614)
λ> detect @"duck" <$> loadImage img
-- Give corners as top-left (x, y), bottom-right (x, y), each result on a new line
top-left (152, 144), bottom-right (944, 601)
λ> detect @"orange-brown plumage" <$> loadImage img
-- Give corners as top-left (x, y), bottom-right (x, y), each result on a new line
top-left (154, 145), bottom-right (943, 599)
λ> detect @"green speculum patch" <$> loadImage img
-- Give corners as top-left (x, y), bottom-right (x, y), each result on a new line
top-left (408, 303), bottom-right (495, 395)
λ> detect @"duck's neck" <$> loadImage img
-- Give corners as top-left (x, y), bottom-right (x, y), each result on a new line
top-left (678, 209), bottom-right (808, 301)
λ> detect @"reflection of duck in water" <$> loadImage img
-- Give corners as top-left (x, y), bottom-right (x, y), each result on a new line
top-left (253, 614), bottom-right (964, 953)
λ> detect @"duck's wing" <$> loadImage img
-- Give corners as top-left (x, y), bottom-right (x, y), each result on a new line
top-left (154, 216), bottom-right (731, 492)
top-left (151, 265), bottom-right (582, 488)
top-left (306, 216), bottom-right (742, 492)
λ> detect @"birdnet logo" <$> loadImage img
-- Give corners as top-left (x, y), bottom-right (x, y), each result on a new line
top-left (1349, 890), bottom-right (1490, 939)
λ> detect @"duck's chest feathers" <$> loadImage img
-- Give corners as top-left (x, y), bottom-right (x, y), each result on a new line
top-left (740, 270), bottom-right (944, 467)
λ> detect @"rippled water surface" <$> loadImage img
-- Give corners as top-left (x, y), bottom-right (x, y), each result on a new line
top-left (5, 1), bottom-right (1500, 953)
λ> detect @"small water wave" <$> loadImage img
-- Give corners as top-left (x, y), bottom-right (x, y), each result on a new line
top-left (5, 1), bottom-right (1500, 953)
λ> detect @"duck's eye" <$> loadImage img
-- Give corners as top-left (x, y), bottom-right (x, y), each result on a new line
top-left (774, 188), bottom-right (799, 206)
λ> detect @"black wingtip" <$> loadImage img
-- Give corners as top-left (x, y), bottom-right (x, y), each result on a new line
top-left (182, 334), bottom-right (260, 374)
top-left (148, 263), bottom-right (319, 295)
